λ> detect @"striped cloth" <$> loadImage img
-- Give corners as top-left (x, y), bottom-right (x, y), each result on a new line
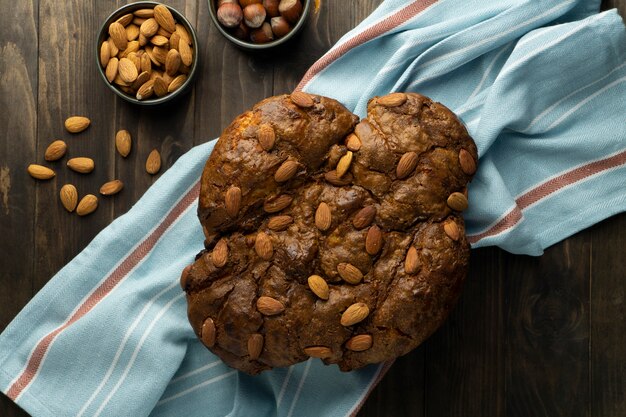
top-left (1, 0), bottom-right (625, 416)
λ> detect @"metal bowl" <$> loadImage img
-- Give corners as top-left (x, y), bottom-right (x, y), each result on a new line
top-left (208, 0), bottom-right (311, 50)
top-left (96, 1), bottom-right (199, 105)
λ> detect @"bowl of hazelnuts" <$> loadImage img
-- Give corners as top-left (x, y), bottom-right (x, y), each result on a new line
top-left (209, 0), bottom-right (310, 49)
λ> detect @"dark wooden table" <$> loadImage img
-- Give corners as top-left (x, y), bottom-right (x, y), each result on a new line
top-left (1, 1), bottom-right (625, 416)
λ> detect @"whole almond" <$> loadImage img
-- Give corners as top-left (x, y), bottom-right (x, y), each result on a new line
top-left (459, 149), bottom-right (476, 175)
top-left (146, 149), bottom-right (161, 174)
top-left (365, 225), bottom-right (383, 255)
top-left (378, 92), bottom-right (407, 107)
top-left (165, 49), bottom-right (181, 76)
top-left (257, 123), bottom-right (275, 151)
top-left (274, 159), bottom-right (298, 182)
top-left (268, 215), bottom-right (293, 231)
top-left (76, 194), bottom-right (98, 216)
top-left (179, 39), bottom-right (193, 66)
top-left (304, 346), bottom-right (332, 358)
top-left (335, 151), bottom-right (353, 178)
top-left (254, 231), bottom-right (273, 260)
top-left (59, 184), bottom-right (78, 212)
top-left (324, 170), bottom-right (352, 186)
top-left (396, 151), bottom-right (418, 179)
top-left (346, 133), bottom-right (362, 151)
top-left (118, 58), bottom-right (138, 83)
top-left (27, 164), bottom-right (55, 180)
top-left (150, 35), bottom-right (169, 47)
top-left (134, 8), bottom-right (154, 18)
top-left (151, 46), bottom-right (169, 64)
top-left (225, 186), bottom-right (242, 217)
top-left (140, 18), bottom-right (159, 38)
top-left (352, 206), bottom-right (376, 229)
top-left (153, 76), bottom-right (168, 97)
top-left (212, 238), bottom-right (229, 267)
top-left (168, 74), bottom-right (187, 93)
top-left (290, 91), bottom-right (314, 108)
top-left (263, 194), bottom-right (292, 213)
top-left (115, 129), bottom-right (132, 157)
top-left (169, 32), bottom-right (181, 51)
top-left (136, 79), bottom-right (155, 100)
top-left (44, 140), bottom-right (67, 161)
top-left (108, 22), bottom-right (128, 50)
top-left (100, 41), bottom-right (110, 68)
top-left (116, 13), bottom-right (133, 27)
top-left (140, 52), bottom-right (152, 74)
top-left (99, 179), bottom-right (124, 196)
top-left (154, 4), bottom-right (176, 33)
top-left (64, 116), bottom-right (91, 133)
top-left (405, 246), bottom-right (420, 274)
top-left (131, 70), bottom-right (150, 90)
top-left (307, 275), bottom-right (329, 300)
top-left (201, 317), bottom-right (216, 347)
top-left (125, 23), bottom-right (140, 41)
top-left (119, 40), bottom-right (140, 59)
top-left (105, 57), bottom-right (119, 82)
top-left (114, 74), bottom-right (129, 86)
top-left (444, 219), bottom-right (460, 241)
top-left (67, 157), bottom-right (94, 174)
top-left (256, 296), bottom-right (285, 316)
top-left (337, 263), bottom-right (363, 285)
top-left (248, 334), bottom-right (264, 360)
top-left (108, 37), bottom-right (119, 57)
top-left (175, 24), bottom-right (192, 45)
top-left (447, 192), bottom-right (468, 211)
top-left (340, 302), bottom-right (370, 326)
top-left (128, 52), bottom-right (141, 73)
top-left (345, 334), bottom-right (373, 352)
top-left (134, 17), bottom-right (148, 26)
top-left (138, 33), bottom-right (149, 47)
top-left (145, 46), bottom-right (161, 66)
top-left (315, 202), bottom-right (332, 231)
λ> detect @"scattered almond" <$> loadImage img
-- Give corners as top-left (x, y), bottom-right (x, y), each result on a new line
top-left (274, 159), bottom-right (299, 183)
top-left (254, 231), bottom-right (273, 260)
top-left (64, 116), bottom-right (91, 133)
top-left (67, 157), bottom-right (95, 174)
top-left (405, 246), bottom-right (420, 274)
top-left (459, 148), bottom-right (476, 175)
top-left (396, 151), bottom-right (418, 179)
top-left (315, 202), bottom-right (332, 231)
top-left (304, 346), bottom-right (332, 358)
top-left (346, 133), bottom-right (361, 151)
top-left (337, 263), bottom-right (363, 285)
top-left (307, 275), bottom-right (329, 300)
top-left (99, 179), bottom-right (124, 196)
top-left (346, 334), bottom-right (373, 351)
top-left (340, 302), bottom-right (369, 326)
top-left (59, 184), bottom-right (78, 212)
top-left (268, 215), bottom-right (293, 231)
top-left (378, 92), bottom-right (407, 107)
top-left (290, 91), bottom-right (314, 108)
top-left (247, 334), bottom-right (264, 360)
top-left (447, 192), bottom-right (468, 211)
top-left (76, 194), bottom-right (98, 216)
top-left (336, 151), bottom-right (353, 178)
top-left (365, 225), bottom-right (383, 255)
top-left (263, 194), bottom-right (293, 213)
top-left (257, 123), bottom-right (275, 151)
top-left (145, 149), bottom-right (161, 174)
top-left (44, 140), bottom-right (67, 161)
top-left (225, 186), bottom-right (242, 217)
top-left (444, 219), bottom-right (460, 241)
top-left (352, 206), bottom-right (376, 229)
top-left (256, 296), bottom-right (285, 316)
top-left (212, 238), bottom-right (229, 267)
top-left (201, 317), bottom-right (216, 347)
top-left (27, 164), bottom-right (55, 180)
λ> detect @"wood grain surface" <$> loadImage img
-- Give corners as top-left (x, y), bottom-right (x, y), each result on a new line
top-left (0, 1), bottom-right (624, 416)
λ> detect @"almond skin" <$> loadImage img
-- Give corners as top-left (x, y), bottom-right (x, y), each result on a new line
top-left (27, 164), bottom-right (55, 180)
top-left (67, 157), bottom-right (95, 174)
top-left (59, 184), bottom-right (78, 212)
top-left (100, 41), bottom-right (110, 68)
top-left (378, 92), bottom-right (407, 107)
top-left (105, 57), bottom-right (119, 82)
top-left (352, 206), bottom-right (376, 229)
top-left (335, 151), bottom-right (353, 178)
top-left (247, 334), bottom-right (264, 360)
top-left (257, 123), bottom-right (276, 151)
top-left (315, 202), bottom-right (332, 231)
top-left (118, 58), bottom-right (139, 83)
top-left (290, 91), bottom-right (314, 108)
top-left (346, 334), bottom-right (373, 351)
top-left (145, 149), bottom-right (161, 174)
top-left (76, 194), bottom-right (98, 216)
top-left (139, 18), bottom-right (159, 38)
top-left (337, 263), bottom-right (363, 285)
top-left (459, 148), bottom-right (476, 175)
top-left (268, 215), bottom-right (293, 231)
top-left (136, 79), bottom-right (155, 100)
top-left (168, 74), bottom-right (187, 93)
top-left (396, 151), bottom-right (418, 179)
top-left (154, 4), bottom-right (176, 33)
top-left (64, 116), bottom-right (91, 133)
top-left (447, 192), bottom-right (468, 211)
top-left (212, 238), bottom-right (229, 267)
top-left (256, 296), bottom-right (285, 316)
top-left (263, 194), bottom-right (292, 213)
top-left (99, 179), bottom-right (124, 196)
top-left (108, 22), bottom-right (128, 50)
top-left (304, 346), bottom-right (332, 358)
top-left (116, 13), bottom-right (133, 27)
top-left (44, 140), bottom-right (67, 161)
top-left (444, 219), bottom-right (460, 241)
top-left (340, 303), bottom-right (370, 326)
top-left (225, 186), bottom-right (242, 217)
top-left (307, 275), bottom-right (329, 300)
top-left (254, 231), bottom-right (273, 260)
top-left (153, 76), bottom-right (168, 97)
top-left (365, 225), bottom-right (383, 255)
top-left (178, 38), bottom-right (193, 66)
top-left (274, 159), bottom-right (299, 182)
top-left (405, 246), bottom-right (420, 274)
top-left (201, 317), bottom-right (216, 347)
top-left (134, 8), bottom-right (155, 18)
top-left (324, 170), bottom-right (352, 186)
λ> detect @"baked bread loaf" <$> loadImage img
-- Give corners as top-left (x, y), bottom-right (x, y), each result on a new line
top-left (181, 92), bottom-right (478, 374)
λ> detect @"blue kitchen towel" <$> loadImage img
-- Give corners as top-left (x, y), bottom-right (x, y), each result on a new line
top-left (1, 0), bottom-right (625, 416)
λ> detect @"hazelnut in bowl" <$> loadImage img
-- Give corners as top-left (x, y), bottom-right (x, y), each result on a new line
top-left (96, 1), bottom-right (199, 105)
top-left (209, 0), bottom-right (311, 49)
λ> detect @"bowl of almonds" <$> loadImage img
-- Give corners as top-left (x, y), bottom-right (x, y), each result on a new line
top-left (97, 2), bottom-right (198, 105)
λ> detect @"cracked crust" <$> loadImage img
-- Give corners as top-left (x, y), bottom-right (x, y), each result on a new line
top-left (183, 92), bottom-right (477, 374)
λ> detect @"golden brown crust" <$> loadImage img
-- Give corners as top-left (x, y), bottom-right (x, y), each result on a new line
top-left (184, 92), bottom-right (478, 374)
